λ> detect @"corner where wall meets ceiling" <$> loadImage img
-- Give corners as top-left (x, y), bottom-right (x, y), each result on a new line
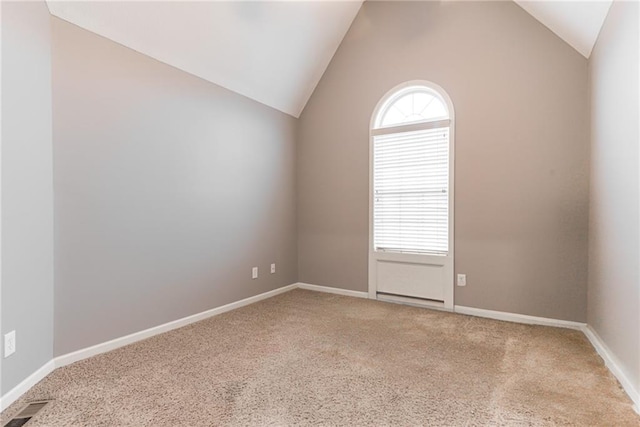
top-left (513, 0), bottom-right (613, 58)
top-left (46, 0), bottom-right (610, 117)
top-left (46, 0), bottom-right (364, 118)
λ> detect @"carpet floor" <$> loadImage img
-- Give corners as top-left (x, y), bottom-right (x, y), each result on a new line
top-left (2, 289), bottom-right (638, 426)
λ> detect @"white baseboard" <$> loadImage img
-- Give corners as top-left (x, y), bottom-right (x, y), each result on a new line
top-left (582, 325), bottom-right (639, 413)
top-left (55, 283), bottom-right (298, 369)
top-left (296, 282), bottom-right (369, 299)
top-left (0, 283), bottom-right (298, 411)
top-left (0, 359), bottom-right (55, 412)
top-left (454, 305), bottom-right (586, 330)
top-left (454, 305), bottom-right (638, 412)
top-left (3, 284), bottom-right (637, 417)
top-left (376, 293), bottom-right (448, 311)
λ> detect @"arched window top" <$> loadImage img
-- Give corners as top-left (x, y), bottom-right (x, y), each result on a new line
top-left (374, 85), bottom-right (449, 129)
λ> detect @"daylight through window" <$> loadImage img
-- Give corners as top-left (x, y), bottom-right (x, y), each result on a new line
top-left (372, 85), bottom-right (451, 255)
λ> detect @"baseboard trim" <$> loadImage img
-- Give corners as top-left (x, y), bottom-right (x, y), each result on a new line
top-left (296, 282), bottom-right (369, 299)
top-left (0, 359), bottom-right (55, 412)
top-left (454, 305), bottom-right (586, 330)
top-left (454, 305), bottom-right (638, 412)
top-left (0, 283), bottom-right (298, 411)
top-left (55, 283), bottom-right (298, 369)
top-left (376, 293), bottom-right (448, 311)
top-left (3, 284), bottom-right (637, 416)
top-left (582, 325), bottom-right (640, 413)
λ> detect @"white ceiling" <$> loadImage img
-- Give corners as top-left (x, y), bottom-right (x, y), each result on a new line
top-left (46, 1), bottom-right (611, 117)
top-left (46, 1), bottom-right (363, 118)
top-left (514, 0), bottom-right (612, 58)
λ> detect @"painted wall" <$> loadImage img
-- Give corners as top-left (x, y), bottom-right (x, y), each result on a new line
top-left (52, 19), bottom-right (297, 356)
top-left (297, 1), bottom-right (590, 321)
top-left (588, 0), bottom-right (640, 401)
top-left (1, 1), bottom-right (54, 393)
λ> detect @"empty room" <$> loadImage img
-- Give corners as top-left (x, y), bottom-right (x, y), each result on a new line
top-left (1, 0), bottom-right (639, 425)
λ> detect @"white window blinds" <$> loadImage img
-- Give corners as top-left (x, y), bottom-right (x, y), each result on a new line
top-left (373, 126), bottom-right (449, 255)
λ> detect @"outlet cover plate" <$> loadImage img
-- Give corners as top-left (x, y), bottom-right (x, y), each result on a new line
top-left (457, 274), bottom-right (467, 287)
top-left (4, 330), bottom-right (16, 358)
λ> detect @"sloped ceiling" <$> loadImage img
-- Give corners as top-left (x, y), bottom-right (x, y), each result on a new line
top-left (46, 1), bottom-right (363, 117)
top-left (514, 0), bottom-right (612, 58)
top-left (47, 1), bottom-right (611, 117)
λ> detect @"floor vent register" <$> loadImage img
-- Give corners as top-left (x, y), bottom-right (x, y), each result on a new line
top-left (3, 401), bottom-right (51, 427)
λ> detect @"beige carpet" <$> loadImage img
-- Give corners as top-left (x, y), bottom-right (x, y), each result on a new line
top-left (2, 289), bottom-right (638, 426)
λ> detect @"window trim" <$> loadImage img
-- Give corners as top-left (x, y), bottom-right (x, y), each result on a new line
top-left (368, 80), bottom-right (455, 308)
top-left (371, 118), bottom-right (451, 137)
top-left (374, 84), bottom-right (450, 130)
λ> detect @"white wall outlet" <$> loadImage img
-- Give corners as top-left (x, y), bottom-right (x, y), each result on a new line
top-left (270, 263), bottom-right (276, 274)
top-left (457, 274), bottom-right (467, 287)
top-left (252, 267), bottom-right (258, 279)
top-left (4, 330), bottom-right (16, 358)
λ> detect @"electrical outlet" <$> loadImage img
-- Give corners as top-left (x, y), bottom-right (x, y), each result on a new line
top-left (252, 267), bottom-right (258, 279)
top-left (457, 274), bottom-right (467, 287)
top-left (270, 263), bottom-right (276, 274)
top-left (4, 330), bottom-right (16, 358)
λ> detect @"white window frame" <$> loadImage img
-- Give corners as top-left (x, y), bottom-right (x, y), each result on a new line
top-left (368, 80), bottom-right (456, 309)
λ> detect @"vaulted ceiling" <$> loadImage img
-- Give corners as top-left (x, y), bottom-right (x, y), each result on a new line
top-left (47, 1), bottom-right (363, 117)
top-left (514, 0), bottom-right (612, 58)
top-left (46, 1), bottom-right (612, 118)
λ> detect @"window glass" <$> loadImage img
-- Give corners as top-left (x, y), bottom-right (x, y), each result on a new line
top-left (372, 84), bottom-right (451, 255)
top-left (378, 89), bottom-right (448, 128)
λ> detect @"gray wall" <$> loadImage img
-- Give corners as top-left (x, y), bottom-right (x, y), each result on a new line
top-left (297, 1), bottom-right (590, 321)
top-left (1, 1), bottom-right (55, 393)
top-left (588, 0), bottom-right (640, 399)
top-left (52, 18), bottom-right (297, 356)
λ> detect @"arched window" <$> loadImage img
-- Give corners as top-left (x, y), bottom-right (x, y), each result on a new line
top-left (372, 83), bottom-right (453, 255)
top-left (375, 86), bottom-right (449, 129)
top-left (369, 81), bottom-right (454, 308)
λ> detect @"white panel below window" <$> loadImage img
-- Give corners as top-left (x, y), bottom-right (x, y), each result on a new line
top-left (376, 260), bottom-right (444, 301)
